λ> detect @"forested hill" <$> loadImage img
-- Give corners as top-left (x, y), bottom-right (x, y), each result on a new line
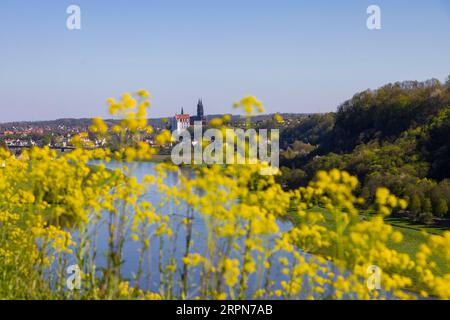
top-left (326, 78), bottom-right (450, 153)
top-left (279, 76), bottom-right (450, 224)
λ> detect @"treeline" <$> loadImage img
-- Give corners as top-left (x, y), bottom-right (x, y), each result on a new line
top-left (279, 76), bottom-right (450, 224)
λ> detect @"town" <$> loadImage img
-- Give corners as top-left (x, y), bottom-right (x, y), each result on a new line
top-left (0, 99), bottom-right (307, 155)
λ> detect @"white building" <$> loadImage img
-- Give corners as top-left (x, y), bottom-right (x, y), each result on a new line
top-left (172, 108), bottom-right (191, 132)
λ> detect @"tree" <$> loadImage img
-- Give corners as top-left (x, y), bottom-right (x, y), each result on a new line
top-left (278, 167), bottom-right (307, 189)
top-left (419, 211), bottom-right (434, 224)
top-left (423, 197), bottom-right (432, 213)
top-left (409, 194), bottom-right (422, 216)
top-left (0, 139), bottom-right (8, 151)
top-left (435, 199), bottom-right (448, 218)
top-left (421, 108), bottom-right (450, 180)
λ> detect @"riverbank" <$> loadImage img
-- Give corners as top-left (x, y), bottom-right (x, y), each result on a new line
top-left (288, 207), bottom-right (449, 295)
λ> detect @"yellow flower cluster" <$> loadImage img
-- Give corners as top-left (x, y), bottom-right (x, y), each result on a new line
top-left (220, 258), bottom-right (240, 287)
top-left (1, 90), bottom-right (449, 301)
top-left (233, 96), bottom-right (264, 115)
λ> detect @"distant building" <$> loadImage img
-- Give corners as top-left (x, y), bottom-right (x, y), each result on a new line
top-left (172, 99), bottom-right (207, 132)
top-left (190, 99), bottom-right (206, 125)
top-left (173, 107), bottom-right (191, 132)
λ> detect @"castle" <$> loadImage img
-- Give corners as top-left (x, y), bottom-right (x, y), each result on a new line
top-left (172, 99), bottom-right (206, 132)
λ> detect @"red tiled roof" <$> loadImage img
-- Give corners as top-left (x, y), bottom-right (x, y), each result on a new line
top-left (175, 114), bottom-right (190, 120)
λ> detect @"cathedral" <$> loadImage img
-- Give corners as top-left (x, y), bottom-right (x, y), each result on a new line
top-left (172, 99), bottom-right (206, 132)
top-left (190, 99), bottom-right (206, 125)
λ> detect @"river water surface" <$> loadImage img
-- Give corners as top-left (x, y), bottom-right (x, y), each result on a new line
top-left (74, 161), bottom-right (390, 299)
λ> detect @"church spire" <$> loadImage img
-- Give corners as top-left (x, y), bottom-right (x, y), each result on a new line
top-left (181, 107), bottom-right (184, 115)
top-left (197, 99), bottom-right (204, 118)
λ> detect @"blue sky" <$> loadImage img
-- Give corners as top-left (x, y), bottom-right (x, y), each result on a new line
top-left (1, 0), bottom-right (450, 122)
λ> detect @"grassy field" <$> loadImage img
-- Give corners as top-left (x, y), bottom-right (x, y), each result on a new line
top-left (288, 207), bottom-right (449, 294)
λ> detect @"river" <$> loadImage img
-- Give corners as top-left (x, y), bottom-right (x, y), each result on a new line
top-left (70, 160), bottom-right (391, 299)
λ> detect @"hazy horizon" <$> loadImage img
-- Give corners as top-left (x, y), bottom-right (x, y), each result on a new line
top-left (1, 0), bottom-right (450, 122)
top-left (0, 111), bottom-right (321, 125)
